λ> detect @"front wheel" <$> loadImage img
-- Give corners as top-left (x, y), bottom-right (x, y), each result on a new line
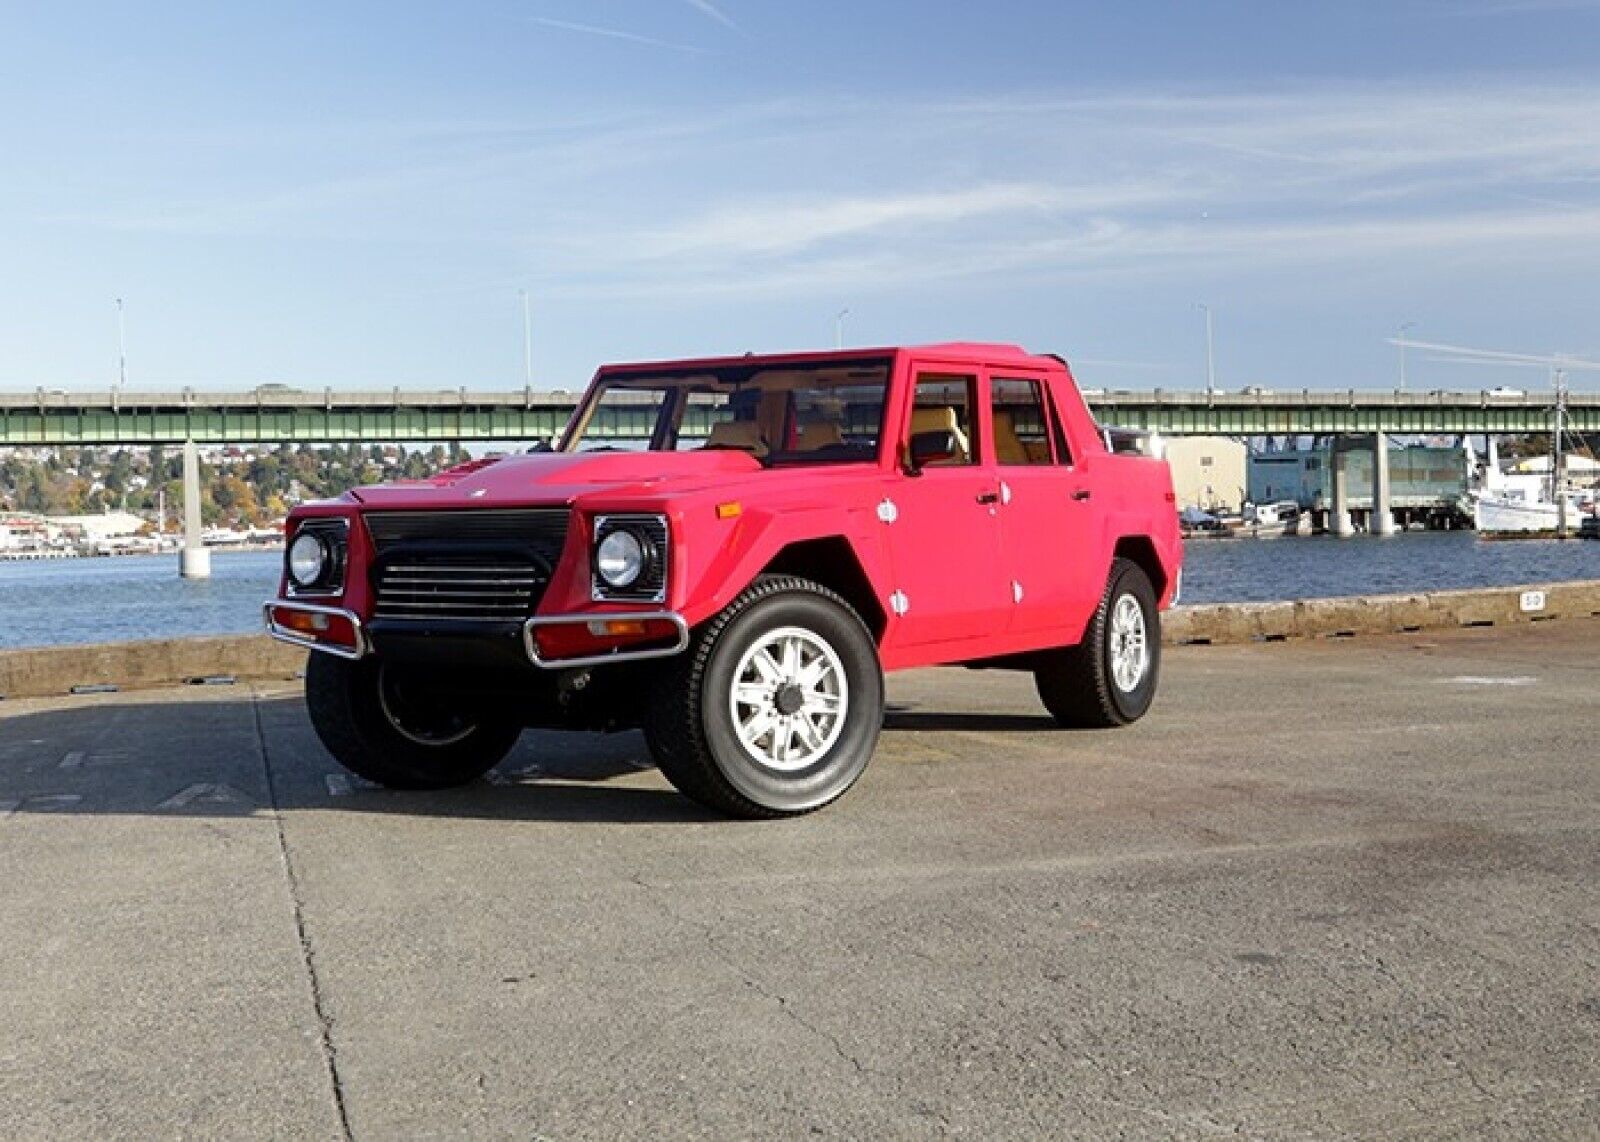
top-left (1035, 557), bottom-right (1161, 728)
top-left (644, 576), bottom-right (884, 818)
top-left (304, 653), bottom-right (523, 789)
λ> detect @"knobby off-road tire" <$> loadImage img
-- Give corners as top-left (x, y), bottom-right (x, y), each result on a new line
top-left (644, 575), bottom-right (884, 818)
top-left (1035, 557), bottom-right (1160, 729)
top-left (304, 653), bottom-right (523, 789)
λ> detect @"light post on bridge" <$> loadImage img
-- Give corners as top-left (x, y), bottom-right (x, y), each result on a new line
top-left (1397, 322), bottom-right (1416, 391)
top-left (1196, 304), bottom-right (1216, 398)
top-left (519, 289), bottom-right (533, 387)
top-left (115, 298), bottom-right (127, 389)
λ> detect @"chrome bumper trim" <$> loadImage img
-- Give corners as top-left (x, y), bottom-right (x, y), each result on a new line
top-left (522, 611), bottom-right (690, 670)
top-left (263, 600), bottom-right (369, 661)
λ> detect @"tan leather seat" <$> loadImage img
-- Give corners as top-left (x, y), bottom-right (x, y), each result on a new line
top-left (991, 410), bottom-right (1031, 465)
top-left (796, 422), bottom-right (844, 451)
top-left (909, 406), bottom-right (970, 464)
top-left (704, 420), bottom-right (768, 457)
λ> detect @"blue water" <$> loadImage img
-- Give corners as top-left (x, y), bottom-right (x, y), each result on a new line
top-left (0, 550), bottom-right (284, 650)
top-left (1, 533), bottom-right (1598, 649)
top-left (1179, 531), bottom-right (1600, 605)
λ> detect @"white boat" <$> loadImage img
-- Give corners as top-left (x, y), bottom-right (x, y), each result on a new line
top-left (1469, 437), bottom-right (1597, 534)
top-left (1473, 484), bottom-right (1593, 533)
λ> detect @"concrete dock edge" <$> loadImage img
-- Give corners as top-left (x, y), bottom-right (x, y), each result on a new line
top-left (1163, 579), bottom-right (1600, 645)
top-left (1, 579), bottom-right (1597, 700)
top-left (0, 634), bottom-right (305, 701)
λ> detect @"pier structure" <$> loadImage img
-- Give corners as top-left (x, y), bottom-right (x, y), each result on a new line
top-left (1325, 433), bottom-right (1400, 537)
top-left (179, 439), bottom-right (210, 579)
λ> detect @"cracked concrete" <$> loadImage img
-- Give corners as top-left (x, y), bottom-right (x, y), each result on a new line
top-left (1, 619), bottom-right (1598, 1137)
top-left (251, 692), bottom-right (354, 1141)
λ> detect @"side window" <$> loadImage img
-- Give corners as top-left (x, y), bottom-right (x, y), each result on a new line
top-left (990, 378), bottom-right (1064, 466)
top-left (908, 374), bottom-right (977, 467)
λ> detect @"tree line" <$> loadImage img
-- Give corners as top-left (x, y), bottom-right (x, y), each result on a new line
top-left (0, 442), bottom-right (474, 528)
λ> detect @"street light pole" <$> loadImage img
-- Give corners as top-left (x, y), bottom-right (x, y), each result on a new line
top-left (1397, 321), bottom-right (1417, 391)
top-left (835, 308), bottom-right (849, 350)
top-left (519, 290), bottom-right (533, 387)
top-left (1197, 303), bottom-right (1216, 396)
top-left (116, 298), bottom-right (127, 388)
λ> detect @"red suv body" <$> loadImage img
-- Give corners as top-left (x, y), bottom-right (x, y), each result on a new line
top-left (268, 344), bottom-right (1182, 816)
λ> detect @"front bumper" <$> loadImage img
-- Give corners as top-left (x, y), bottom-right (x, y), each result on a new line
top-left (264, 599), bottom-right (689, 670)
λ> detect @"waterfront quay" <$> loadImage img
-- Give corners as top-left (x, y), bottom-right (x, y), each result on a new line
top-left (3, 618), bottom-right (1596, 1136)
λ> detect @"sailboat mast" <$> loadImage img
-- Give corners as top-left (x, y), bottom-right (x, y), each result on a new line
top-left (1553, 368), bottom-right (1569, 538)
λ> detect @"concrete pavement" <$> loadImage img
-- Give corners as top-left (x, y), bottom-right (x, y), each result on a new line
top-left (2, 622), bottom-right (1597, 1138)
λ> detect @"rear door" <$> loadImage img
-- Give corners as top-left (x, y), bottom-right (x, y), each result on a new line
top-left (984, 370), bottom-right (1104, 640)
top-left (878, 368), bottom-right (1012, 650)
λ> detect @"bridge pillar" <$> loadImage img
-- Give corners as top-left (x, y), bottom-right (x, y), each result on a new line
top-left (179, 439), bottom-right (211, 579)
top-left (1329, 441), bottom-right (1355, 537)
top-left (1371, 432), bottom-right (1397, 536)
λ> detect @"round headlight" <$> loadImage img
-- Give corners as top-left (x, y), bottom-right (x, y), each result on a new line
top-left (596, 528), bottom-right (645, 589)
top-left (288, 531), bottom-right (330, 589)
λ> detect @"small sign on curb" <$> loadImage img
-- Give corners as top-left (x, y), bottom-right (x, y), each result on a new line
top-left (1519, 590), bottom-right (1547, 613)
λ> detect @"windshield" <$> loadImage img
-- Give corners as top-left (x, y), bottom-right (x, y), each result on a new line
top-left (562, 357), bottom-right (892, 465)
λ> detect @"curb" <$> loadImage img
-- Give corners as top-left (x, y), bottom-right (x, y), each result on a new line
top-left (0, 635), bottom-right (304, 702)
top-left (1163, 580), bottom-right (1600, 645)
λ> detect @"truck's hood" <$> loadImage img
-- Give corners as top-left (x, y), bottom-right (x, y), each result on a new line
top-left (347, 450), bottom-right (765, 510)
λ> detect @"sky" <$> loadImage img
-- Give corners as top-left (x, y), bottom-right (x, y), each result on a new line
top-left (2, 1), bottom-right (1599, 394)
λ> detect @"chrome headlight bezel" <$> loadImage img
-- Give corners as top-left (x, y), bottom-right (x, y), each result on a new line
top-left (284, 518), bottom-right (349, 596)
top-left (591, 514), bottom-right (668, 602)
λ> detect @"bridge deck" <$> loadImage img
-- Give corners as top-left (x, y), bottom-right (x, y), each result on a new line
top-left (0, 387), bottom-right (1590, 443)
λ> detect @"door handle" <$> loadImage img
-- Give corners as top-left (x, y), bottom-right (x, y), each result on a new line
top-left (976, 490), bottom-right (1000, 505)
top-left (1071, 488), bottom-right (1093, 502)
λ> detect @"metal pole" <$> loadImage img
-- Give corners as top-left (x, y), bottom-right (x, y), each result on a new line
top-left (1198, 304), bottom-right (1216, 396)
top-left (1397, 322), bottom-right (1416, 391)
top-left (519, 290), bottom-right (533, 387)
top-left (1554, 369), bottom-right (1569, 538)
top-left (835, 308), bottom-right (849, 350)
top-left (116, 298), bottom-right (127, 389)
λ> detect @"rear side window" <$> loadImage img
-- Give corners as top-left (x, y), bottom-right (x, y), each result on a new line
top-left (990, 378), bottom-right (1066, 466)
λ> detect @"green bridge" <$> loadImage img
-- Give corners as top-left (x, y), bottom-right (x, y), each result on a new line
top-left (0, 386), bottom-right (1586, 446)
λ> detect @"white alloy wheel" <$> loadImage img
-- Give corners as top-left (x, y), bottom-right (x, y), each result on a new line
top-left (1109, 594), bottom-right (1149, 693)
top-left (727, 625), bottom-right (849, 772)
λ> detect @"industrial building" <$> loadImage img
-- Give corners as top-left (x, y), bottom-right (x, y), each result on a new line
top-left (1163, 436), bottom-right (1247, 512)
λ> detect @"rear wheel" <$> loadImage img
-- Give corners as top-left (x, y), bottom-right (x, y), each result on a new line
top-left (304, 653), bottom-right (523, 789)
top-left (644, 576), bottom-right (884, 818)
top-left (1035, 557), bottom-right (1160, 728)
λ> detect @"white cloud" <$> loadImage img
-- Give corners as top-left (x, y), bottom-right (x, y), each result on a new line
top-left (683, 0), bottom-right (739, 31)
top-left (24, 80), bottom-right (1600, 303)
top-left (524, 15), bottom-right (706, 54)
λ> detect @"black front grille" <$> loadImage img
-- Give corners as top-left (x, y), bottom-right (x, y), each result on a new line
top-left (373, 560), bottom-right (543, 621)
top-left (364, 509), bottom-right (569, 562)
top-left (364, 509), bottom-right (569, 623)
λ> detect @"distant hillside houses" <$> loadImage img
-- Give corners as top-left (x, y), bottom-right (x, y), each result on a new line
top-left (46, 510), bottom-right (149, 541)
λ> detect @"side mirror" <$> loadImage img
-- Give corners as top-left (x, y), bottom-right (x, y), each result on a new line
top-left (908, 430), bottom-right (960, 471)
